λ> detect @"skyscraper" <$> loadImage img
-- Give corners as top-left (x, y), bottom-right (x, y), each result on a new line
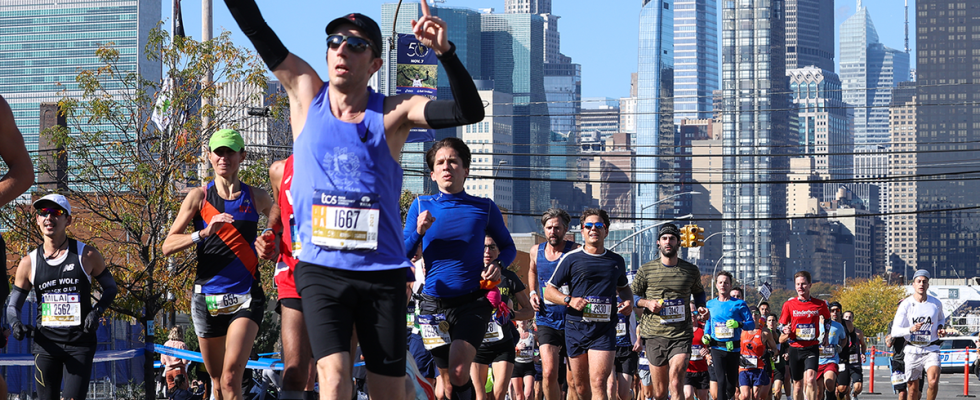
top-left (840, 0), bottom-right (910, 148)
top-left (482, 12), bottom-right (550, 230)
top-left (785, 0), bottom-right (834, 71)
top-left (673, 0), bottom-right (718, 123)
top-left (887, 81), bottom-right (917, 276)
top-left (721, 0), bottom-right (792, 284)
top-left (635, 0), bottom-right (674, 264)
top-left (0, 0), bottom-right (161, 161)
top-left (915, 0), bottom-right (980, 279)
top-left (505, 0), bottom-right (551, 14)
top-left (787, 67), bottom-right (852, 181)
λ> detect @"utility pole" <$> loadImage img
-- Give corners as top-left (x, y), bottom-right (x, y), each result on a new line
top-left (199, 0), bottom-right (213, 180)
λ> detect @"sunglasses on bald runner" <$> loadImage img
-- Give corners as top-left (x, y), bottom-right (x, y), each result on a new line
top-left (326, 34), bottom-right (374, 54)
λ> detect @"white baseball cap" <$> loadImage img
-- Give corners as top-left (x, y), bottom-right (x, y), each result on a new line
top-left (32, 193), bottom-right (72, 216)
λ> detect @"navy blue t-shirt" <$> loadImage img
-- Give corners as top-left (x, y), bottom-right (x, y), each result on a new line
top-left (547, 248), bottom-right (628, 323)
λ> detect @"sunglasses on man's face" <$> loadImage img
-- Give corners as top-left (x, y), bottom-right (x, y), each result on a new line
top-left (326, 34), bottom-right (374, 54)
top-left (484, 244), bottom-right (498, 251)
top-left (583, 222), bottom-right (606, 230)
top-left (37, 208), bottom-right (65, 218)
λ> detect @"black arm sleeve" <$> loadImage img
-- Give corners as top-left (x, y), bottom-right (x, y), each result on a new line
top-left (93, 268), bottom-right (118, 314)
top-left (224, 0), bottom-right (290, 71)
top-left (423, 42), bottom-right (486, 129)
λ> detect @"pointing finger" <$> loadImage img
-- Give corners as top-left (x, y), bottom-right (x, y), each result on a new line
top-left (420, 0), bottom-right (431, 18)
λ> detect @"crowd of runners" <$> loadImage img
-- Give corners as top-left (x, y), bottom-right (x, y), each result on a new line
top-left (0, 1), bottom-right (959, 400)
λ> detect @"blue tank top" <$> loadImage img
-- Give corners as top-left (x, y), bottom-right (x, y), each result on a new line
top-left (292, 85), bottom-right (412, 272)
top-left (193, 181), bottom-right (260, 294)
top-left (535, 241), bottom-right (575, 329)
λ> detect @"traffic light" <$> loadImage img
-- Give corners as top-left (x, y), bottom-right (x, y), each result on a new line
top-left (680, 224), bottom-right (696, 248)
top-left (693, 224), bottom-right (705, 247)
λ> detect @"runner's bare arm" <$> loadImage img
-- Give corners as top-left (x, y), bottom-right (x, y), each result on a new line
top-left (512, 289), bottom-right (534, 321)
top-left (527, 245), bottom-right (541, 311)
top-left (224, 0), bottom-right (322, 139)
top-left (0, 96), bottom-right (34, 206)
top-left (162, 188), bottom-right (206, 256)
top-left (256, 161), bottom-right (284, 260)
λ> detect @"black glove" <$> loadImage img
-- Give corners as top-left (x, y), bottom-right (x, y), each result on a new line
top-left (11, 321), bottom-right (33, 341)
top-left (84, 308), bottom-right (103, 334)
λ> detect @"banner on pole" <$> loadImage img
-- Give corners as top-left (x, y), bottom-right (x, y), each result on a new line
top-left (396, 33), bottom-right (438, 143)
top-left (759, 281), bottom-right (773, 300)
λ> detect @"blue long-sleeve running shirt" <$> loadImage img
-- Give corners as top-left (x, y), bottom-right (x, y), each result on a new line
top-left (403, 191), bottom-right (516, 298)
top-left (704, 297), bottom-right (755, 351)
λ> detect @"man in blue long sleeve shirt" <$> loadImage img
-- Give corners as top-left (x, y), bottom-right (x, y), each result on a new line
top-left (402, 137), bottom-right (511, 400)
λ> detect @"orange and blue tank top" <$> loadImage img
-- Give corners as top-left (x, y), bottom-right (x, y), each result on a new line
top-left (193, 181), bottom-right (260, 294)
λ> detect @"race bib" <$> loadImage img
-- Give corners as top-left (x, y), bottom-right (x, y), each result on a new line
top-left (639, 351), bottom-right (650, 366)
top-left (849, 353), bottom-right (859, 364)
top-left (891, 371), bottom-right (906, 385)
top-left (40, 293), bottom-right (82, 327)
top-left (691, 344), bottom-right (704, 361)
top-left (740, 354), bottom-right (759, 369)
top-left (289, 214), bottom-right (301, 253)
top-left (418, 314), bottom-right (452, 350)
top-left (204, 292), bottom-right (252, 316)
top-left (406, 309), bottom-right (416, 329)
top-left (659, 299), bottom-right (685, 324)
top-left (483, 321), bottom-right (504, 343)
top-left (820, 344), bottom-right (835, 358)
top-left (516, 347), bottom-right (535, 363)
top-left (839, 363), bottom-right (847, 372)
top-left (616, 321), bottom-right (627, 337)
top-left (796, 324), bottom-right (816, 341)
top-left (583, 296), bottom-right (613, 323)
top-left (714, 322), bottom-right (734, 339)
top-left (311, 191), bottom-right (380, 251)
top-left (910, 330), bottom-right (931, 346)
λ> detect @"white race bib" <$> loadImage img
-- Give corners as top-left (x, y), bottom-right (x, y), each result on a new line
top-left (691, 344), bottom-right (704, 361)
top-left (740, 355), bottom-right (759, 369)
top-left (796, 324), bottom-right (816, 341)
top-left (204, 292), bottom-right (252, 316)
top-left (583, 296), bottom-right (613, 323)
top-left (483, 321), bottom-right (504, 343)
top-left (639, 351), bottom-right (650, 366)
top-left (41, 293), bottom-right (82, 327)
top-left (714, 322), bottom-right (734, 339)
top-left (311, 191), bottom-right (380, 251)
top-left (891, 371), bottom-right (906, 385)
top-left (419, 314), bottom-right (452, 350)
top-left (910, 330), bottom-right (931, 346)
top-left (820, 344), bottom-right (835, 358)
top-left (659, 299), bottom-right (685, 324)
top-left (616, 322), bottom-right (627, 337)
top-left (849, 353), bottom-right (859, 364)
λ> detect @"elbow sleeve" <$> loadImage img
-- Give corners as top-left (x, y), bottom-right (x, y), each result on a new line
top-left (224, 0), bottom-right (290, 70)
top-left (6, 285), bottom-right (28, 324)
top-left (423, 42), bottom-right (484, 129)
top-left (94, 269), bottom-right (118, 312)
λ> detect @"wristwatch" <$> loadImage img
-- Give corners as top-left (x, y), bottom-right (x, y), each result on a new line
top-left (563, 296), bottom-right (571, 305)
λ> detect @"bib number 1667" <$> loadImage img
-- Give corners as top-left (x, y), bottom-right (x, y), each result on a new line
top-left (334, 209), bottom-right (361, 229)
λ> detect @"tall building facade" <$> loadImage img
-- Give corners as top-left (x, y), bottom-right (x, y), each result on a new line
top-left (0, 0), bottom-right (161, 175)
top-left (673, 0), bottom-right (719, 123)
top-left (505, 0), bottom-right (551, 14)
top-left (788, 67), bottom-right (852, 181)
top-left (577, 99), bottom-right (620, 139)
top-left (635, 0), bottom-right (674, 264)
top-left (543, 63), bottom-right (581, 138)
top-left (840, 0), bottom-right (910, 147)
top-left (887, 82), bottom-right (917, 276)
top-left (460, 89), bottom-right (515, 216)
top-left (916, 0), bottom-right (980, 279)
top-left (721, 0), bottom-right (792, 284)
top-left (482, 12), bottom-right (550, 230)
top-left (785, 0), bottom-right (834, 71)
top-left (379, 3), bottom-right (482, 195)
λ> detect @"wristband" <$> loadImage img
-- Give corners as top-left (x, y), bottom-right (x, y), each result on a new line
top-left (530, 291), bottom-right (537, 297)
top-left (191, 231), bottom-right (202, 243)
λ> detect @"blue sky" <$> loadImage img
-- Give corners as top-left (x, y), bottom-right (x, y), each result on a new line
top-left (166, 0), bottom-right (915, 99)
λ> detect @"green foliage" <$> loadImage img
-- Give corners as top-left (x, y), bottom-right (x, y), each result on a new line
top-left (831, 276), bottom-right (907, 337)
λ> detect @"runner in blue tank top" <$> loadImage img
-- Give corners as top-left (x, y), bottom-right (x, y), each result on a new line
top-left (402, 138), bottom-right (513, 400)
top-left (225, 1), bottom-right (484, 398)
top-left (526, 208), bottom-right (579, 400)
top-left (163, 130), bottom-right (274, 400)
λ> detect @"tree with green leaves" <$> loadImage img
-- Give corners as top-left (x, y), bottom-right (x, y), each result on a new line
top-left (0, 26), bottom-right (287, 400)
top-left (830, 276), bottom-right (907, 337)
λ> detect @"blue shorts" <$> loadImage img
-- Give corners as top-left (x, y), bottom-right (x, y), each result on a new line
top-left (738, 368), bottom-right (770, 387)
top-left (565, 319), bottom-right (616, 358)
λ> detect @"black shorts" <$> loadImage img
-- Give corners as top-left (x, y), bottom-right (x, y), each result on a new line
top-left (191, 282), bottom-right (266, 338)
top-left (686, 371), bottom-right (710, 390)
top-left (295, 262), bottom-right (408, 377)
top-left (836, 364), bottom-right (852, 386)
top-left (615, 346), bottom-right (639, 374)
top-left (33, 341), bottom-right (97, 400)
top-left (513, 362), bottom-right (536, 378)
top-left (417, 289), bottom-right (493, 369)
top-left (788, 345), bottom-right (820, 382)
top-left (538, 325), bottom-right (566, 351)
top-left (276, 297), bottom-right (303, 314)
top-left (772, 362), bottom-right (787, 382)
top-left (644, 336), bottom-right (692, 367)
top-left (847, 363), bottom-right (863, 383)
top-left (475, 339), bottom-right (516, 365)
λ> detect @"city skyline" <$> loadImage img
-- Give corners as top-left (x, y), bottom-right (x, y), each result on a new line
top-left (165, 0), bottom-right (915, 100)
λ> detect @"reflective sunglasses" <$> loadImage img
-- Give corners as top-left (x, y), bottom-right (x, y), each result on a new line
top-left (326, 34), bottom-right (374, 54)
top-left (484, 244), bottom-right (498, 251)
top-left (583, 222), bottom-right (606, 230)
top-left (37, 208), bottom-right (66, 218)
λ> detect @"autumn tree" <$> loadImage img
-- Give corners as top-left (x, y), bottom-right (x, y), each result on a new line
top-left (830, 276), bottom-right (907, 337)
top-left (0, 27), bottom-right (286, 400)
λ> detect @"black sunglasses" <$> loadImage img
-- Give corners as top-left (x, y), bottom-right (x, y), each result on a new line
top-left (326, 34), bottom-right (374, 54)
